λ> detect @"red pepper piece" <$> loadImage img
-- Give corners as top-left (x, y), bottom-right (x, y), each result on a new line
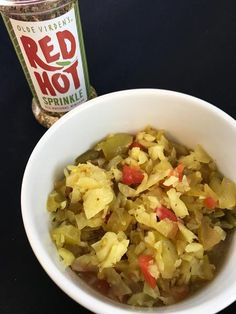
top-left (156, 206), bottom-right (178, 222)
top-left (129, 141), bottom-right (144, 149)
top-left (176, 163), bottom-right (184, 181)
top-left (169, 163), bottom-right (184, 182)
top-left (204, 196), bottom-right (217, 209)
top-left (121, 165), bottom-right (144, 185)
top-left (138, 255), bottom-right (157, 289)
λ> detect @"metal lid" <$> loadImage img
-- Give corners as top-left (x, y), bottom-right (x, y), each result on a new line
top-left (0, 0), bottom-right (57, 6)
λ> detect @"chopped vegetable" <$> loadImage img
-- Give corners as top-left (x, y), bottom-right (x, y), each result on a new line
top-left (138, 255), bottom-right (157, 288)
top-left (194, 145), bottom-right (212, 163)
top-left (169, 163), bottom-right (184, 182)
top-left (198, 217), bottom-right (224, 250)
top-left (204, 196), bottom-right (217, 209)
top-left (83, 187), bottom-right (113, 219)
top-left (177, 222), bottom-right (198, 243)
top-left (92, 232), bottom-right (129, 270)
top-left (167, 188), bottom-right (189, 218)
top-left (75, 149), bottom-right (100, 164)
top-left (218, 178), bottom-right (236, 209)
top-left (101, 268), bottom-right (132, 298)
top-left (122, 164), bottom-right (144, 185)
top-left (58, 248), bottom-right (75, 267)
top-left (98, 133), bottom-right (133, 160)
top-left (156, 206), bottom-right (178, 222)
top-left (130, 141), bottom-right (144, 149)
top-left (51, 225), bottom-right (80, 248)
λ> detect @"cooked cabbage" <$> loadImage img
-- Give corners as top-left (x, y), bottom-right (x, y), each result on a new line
top-left (47, 126), bottom-right (236, 307)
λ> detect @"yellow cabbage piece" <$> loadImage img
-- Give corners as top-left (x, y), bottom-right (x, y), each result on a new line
top-left (176, 239), bottom-right (187, 255)
top-left (167, 188), bottom-right (189, 218)
top-left (210, 177), bottom-right (236, 209)
top-left (179, 152), bottom-right (201, 170)
top-left (198, 217), bottom-right (225, 250)
top-left (147, 196), bottom-right (161, 210)
top-left (75, 212), bottom-right (103, 230)
top-left (185, 243), bottom-right (204, 259)
top-left (70, 187), bottom-right (81, 204)
top-left (58, 248), bottom-right (75, 267)
top-left (51, 225), bottom-right (80, 248)
top-left (154, 239), bottom-right (178, 279)
top-left (204, 184), bottom-right (218, 202)
top-left (177, 222), bottom-right (197, 243)
top-left (144, 231), bottom-right (178, 279)
top-left (83, 187), bottom-right (113, 219)
top-left (153, 159), bottom-right (173, 172)
top-left (118, 183), bottom-right (137, 198)
top-left (155, 219), bottom-right (178, 239)
top-left (163, 175), bottom-right (179, 187)
top-left (148, 145), bottom-right (166, 161)
top-left (200, 255), bottom-right (215, 280)
top-left (102, 268), bottom-right (132, 296)
top-left (133, 206), bottom-right (177, 239)
top-left (194, 145), bottom-right (212, 163)
top-left (47, 191), bottom-right (62, 212)
top-left (105, 208), bottom-right (132, 233)
top-left (66, 162), bottom-right (110, 191)
top-left (129, 147), bottom-right (148, 164)
top-left (219, 178), bottom-right (236, 209)
top-left (71, 253), bottom-right (98, 272)
top-left (136, 170), bottom-right (169, 194)
top-left (92, 232), bottom-right (129, 269)
top-left (128, 292), bottom-right (155, 307)
top-left (144, 133), bottom-right (156, 142)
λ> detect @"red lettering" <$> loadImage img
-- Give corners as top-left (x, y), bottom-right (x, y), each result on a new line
top-left (34, 71), bottom-right (56, 96)
top-left (20, 35), bottom-right (62, 71)
top-left (38, 35), bottom-right (60, 63)
top-left (64, 60), bottom-right (80, 89)
top-left (51, 73), bottom-right (70, 93)
top-left (57, 30), bottom-right (76, 59)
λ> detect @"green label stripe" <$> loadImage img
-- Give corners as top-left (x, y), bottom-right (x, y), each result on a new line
top-left (56, 60), bottom-right (72, 66)
top-left (74, 2), bottom-right (91, 98)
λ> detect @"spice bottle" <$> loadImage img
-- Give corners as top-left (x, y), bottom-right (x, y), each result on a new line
top-left (0, 0), bottom-right (97, 127)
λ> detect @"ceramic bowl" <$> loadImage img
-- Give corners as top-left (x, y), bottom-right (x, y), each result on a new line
top-left (21, 89), bottom-right (236, 314)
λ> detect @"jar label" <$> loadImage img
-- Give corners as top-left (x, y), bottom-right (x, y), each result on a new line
top-left (10, 8), bottom-right (88, 112)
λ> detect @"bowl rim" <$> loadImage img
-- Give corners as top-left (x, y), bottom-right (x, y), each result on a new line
top-left (21, 88), bottom-right (236, 314)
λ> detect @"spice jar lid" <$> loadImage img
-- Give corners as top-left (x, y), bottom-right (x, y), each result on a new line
top-left (0, 0), bottom-right (58, 6)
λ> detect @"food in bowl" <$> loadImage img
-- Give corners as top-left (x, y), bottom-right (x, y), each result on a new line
top-left (47, 126), bottom-right (236, 307)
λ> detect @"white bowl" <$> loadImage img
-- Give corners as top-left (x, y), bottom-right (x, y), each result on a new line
top-left (21, 89), bottom-right (236, 314)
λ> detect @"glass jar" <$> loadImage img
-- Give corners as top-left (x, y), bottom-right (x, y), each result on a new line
top-left (0, 0), bottom-right (97, 127)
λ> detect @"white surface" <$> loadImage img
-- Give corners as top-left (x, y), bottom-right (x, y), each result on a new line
top-left (21, 89), bottom-right (236, 314)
